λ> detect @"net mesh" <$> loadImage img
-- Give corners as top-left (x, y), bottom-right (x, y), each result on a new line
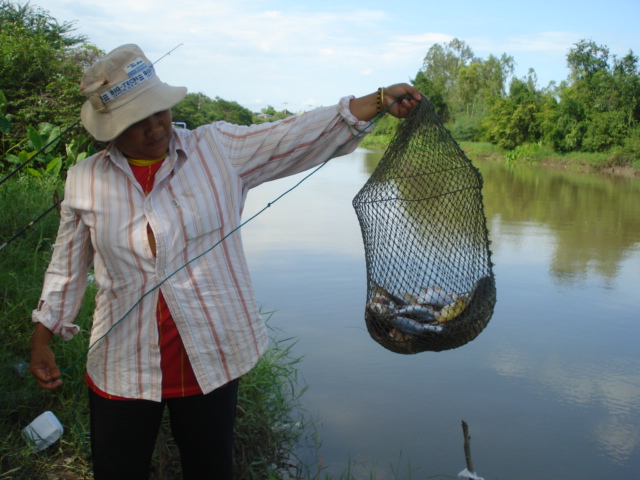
top-left (352, 95), bottom-right (496, 354)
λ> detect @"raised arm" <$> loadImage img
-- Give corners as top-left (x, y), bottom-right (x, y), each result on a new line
top-left (349, 83), bottom-right (422, 122)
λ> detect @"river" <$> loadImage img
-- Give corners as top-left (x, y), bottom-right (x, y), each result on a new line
top-left (241, 148), bottom-right (640, 480)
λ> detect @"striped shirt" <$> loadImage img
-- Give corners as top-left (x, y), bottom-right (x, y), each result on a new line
top-left (32, 97), bottom-right (372, 401)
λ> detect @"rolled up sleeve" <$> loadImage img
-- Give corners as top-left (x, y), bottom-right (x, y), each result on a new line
top-left (32, 193), bottom-right (94, 340)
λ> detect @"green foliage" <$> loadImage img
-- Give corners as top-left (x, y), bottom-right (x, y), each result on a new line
top-left (504, 142), bottom-right (541, 165)
top-left (581, 110), bottom-right (628, 151)
top-left (548, 40), bottom-right (640, 154)
top-left (412, 70), bottom-right (449, 121)
top-left (0, 176), bottom-right (315, 479)
top-left (449, 114), bottom-right (483, 142)
top-left (477, 39), bottom-right (640, 162)
top-left (0, 1), bottom-right (95, 154)
top-left (251, 105), bottom-right (299, 124)
top-left (0, 175), bottom-right (92, 479)
top-left (234, 324), bottom-right (312, 480)
top-left (0, 90), bottom-right (12, 135)
top-left (263, 105), bottom-right (277, 116)
top-left (410, 37), bottom-right (640, 168)
top-left (172, 92), bottom-right (254, 128)
top-left (413, 38), bottom-right (514, 129)
top-left (455, 53), bottom-right (514, 118)
top-left (609, 123), bottom-right (640, 168)
top-left (2, 117), bottom-right (96, 179)
top-left (359, 114), bottom-right (401, 150)
top-left (567, 39), bottom-right (610, 81)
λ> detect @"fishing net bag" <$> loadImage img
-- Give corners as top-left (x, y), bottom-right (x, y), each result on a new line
top-left (352, 95), bottom-right (496, 354)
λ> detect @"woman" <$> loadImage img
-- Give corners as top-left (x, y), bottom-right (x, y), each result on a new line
top-left (30, 43), bottom-right (420, 479)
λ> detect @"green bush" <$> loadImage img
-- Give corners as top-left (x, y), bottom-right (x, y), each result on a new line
top-left (0, 175), bottom-right (313, 479)
top-left (449, 114), bottom-right (483, 141)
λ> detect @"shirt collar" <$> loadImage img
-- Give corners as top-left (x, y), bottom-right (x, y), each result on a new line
top-left (105, 127), bottom-right (187, 167)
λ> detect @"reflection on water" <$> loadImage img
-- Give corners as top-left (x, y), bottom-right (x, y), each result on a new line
top-left (242, 150), bottom-right (640, 480)
top-left (488, 344), bottom-right (640, 465)
top-left (480, 162), bottom-right (640, 284)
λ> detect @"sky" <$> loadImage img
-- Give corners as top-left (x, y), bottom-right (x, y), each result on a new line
top-left (41, 0), bottom-right (640, 113)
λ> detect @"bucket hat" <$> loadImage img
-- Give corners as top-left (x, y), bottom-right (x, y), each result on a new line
top-left (80, 44), bottom-right (187, 141)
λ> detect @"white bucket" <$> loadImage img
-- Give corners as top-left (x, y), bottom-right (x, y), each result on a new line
top-left (22, 411), bottom-right (64, 451)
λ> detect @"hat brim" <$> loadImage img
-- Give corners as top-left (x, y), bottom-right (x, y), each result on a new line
top-left (81, 83), bottom-right (187, 142)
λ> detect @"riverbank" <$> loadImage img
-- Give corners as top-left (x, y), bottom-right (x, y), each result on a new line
top-left (361, 138), bottom-right (640, 180)
top-left (0, 175), bottom-right (311, 480)
top-left (461, 142), bottom-right (640, 179)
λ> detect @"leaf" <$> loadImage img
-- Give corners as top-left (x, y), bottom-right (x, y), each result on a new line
top-left (26, 167), bottom-right (42, 178)
top-left (5, 151), bottom-right (29, 165)
top-left (46, 156), bottom-right (61, 171)
top-left (27, 125), bottom-right (42, 151)
top-left (5, 154), bottom-right (21, 165)
top-left (46, 156), bottom-right (63, 177)
top-left (44, 125), bottom-right (61, 154)
top-left (0, 114), bottom-right (11, 134)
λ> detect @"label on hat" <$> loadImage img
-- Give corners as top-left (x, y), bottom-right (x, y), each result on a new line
top-left (124, 57), bottom-right (148, 77)
top-left (99, 64), bottom-right (156, 105)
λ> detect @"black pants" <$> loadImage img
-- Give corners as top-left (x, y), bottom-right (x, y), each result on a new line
top-left (88, 379), bottom-right (239, 480)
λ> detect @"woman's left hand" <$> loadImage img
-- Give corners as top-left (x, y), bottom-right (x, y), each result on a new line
top-left (350, 83), bottom-right (422, 121)
top-left (383, 83), bottom-right (422, 118)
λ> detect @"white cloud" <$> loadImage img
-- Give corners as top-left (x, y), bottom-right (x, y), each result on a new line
top-left (40, 0), bottom-right (640, 110)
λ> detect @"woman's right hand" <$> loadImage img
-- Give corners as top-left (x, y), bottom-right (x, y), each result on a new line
top-left (30, 323), bottom-right (62, 389)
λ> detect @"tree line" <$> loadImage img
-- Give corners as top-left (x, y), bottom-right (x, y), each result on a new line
top-left (412, 37), bottom-right (640, 162)
top-left (0, 1), bottom-right (258, 175)
top-left (2, 0), bottom-right (639, 177)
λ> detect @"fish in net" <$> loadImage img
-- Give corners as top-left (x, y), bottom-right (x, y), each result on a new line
top-left (352, 95), bottom-right (496, 354)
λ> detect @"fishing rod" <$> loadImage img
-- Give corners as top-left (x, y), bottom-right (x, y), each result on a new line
top-left (61, 97), bottom-right (406, 371)
top-left (0, 44), bottom-right (185, 188)
top-left (0, 120), bottom-right (82, 188)
top-left (0, 198), bottom-right (61, 252)
top-left (0, 44), bottom-right (186, 251)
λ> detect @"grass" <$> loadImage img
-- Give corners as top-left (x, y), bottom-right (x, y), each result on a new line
top-left (359, 133), bottom-right (395, 151)
top-left (0, 173), bottom-right (315, 480)
top-left (361, 116), bottom-right (639, 176)
top-left (453, 141), bottom-right (640, 176)
top-left (0, 174), bottom-right (488, 480)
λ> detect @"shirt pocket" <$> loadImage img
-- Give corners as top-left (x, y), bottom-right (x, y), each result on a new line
top-left (173, 182), bottom-right (224, 240)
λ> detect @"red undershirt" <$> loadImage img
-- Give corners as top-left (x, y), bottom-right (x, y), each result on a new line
top-left (86, 157), bottom-right (203, 400)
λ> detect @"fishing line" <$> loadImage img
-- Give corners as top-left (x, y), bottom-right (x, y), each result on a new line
top-left (0, 120), bottom-right (82, 187)
top-left (60, 96), bottom-right (407, 374)
top-left (0, 44), bottom-right (186, 251)
top-left (153, 43), bottom-right (184, 65)
top-left (0, 200), bottom-right (61, 252)
top-left (56, 95), bottom-right (410, 473)
top-left (0, 44), bottom-right (184, 188)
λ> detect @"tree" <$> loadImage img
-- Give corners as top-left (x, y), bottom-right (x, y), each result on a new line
top-left (412, 70), bottom-right (448, 119)
top-left (552, 40), bottom-right (640, 152)
top-left (567, 39), bottom-right (610, 81)
top-left (456, 54), bottom-right (514, 118)
top-left (0, 1), bottom-right (92, 156)
top-left (413, 39), bottom-right (514, 138)
top-left (413, 38), bottom-right (477, 122)
top-left (482, 69), bottom-right (561, 150)
top-left (420, 38), bottom-right (476, 93)
top-left (210, 97), bottom-right (253, 125)
top-left (172, 92), bottom-right (254, 128)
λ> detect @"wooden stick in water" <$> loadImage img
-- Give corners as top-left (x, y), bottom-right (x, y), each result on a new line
top-left (462, 420), bottom-right (475, 474)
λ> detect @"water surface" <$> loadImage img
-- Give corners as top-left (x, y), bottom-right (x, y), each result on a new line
top-left (242, 149), bottom-right (640, 480)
